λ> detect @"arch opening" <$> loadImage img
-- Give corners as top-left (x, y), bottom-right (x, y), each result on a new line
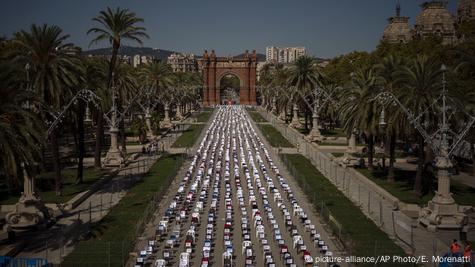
top-left (219, 73), bottom-right (241, 105)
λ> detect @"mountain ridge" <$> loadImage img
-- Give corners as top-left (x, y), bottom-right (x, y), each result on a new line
top-left (84, 46), bottom-right (269, 61)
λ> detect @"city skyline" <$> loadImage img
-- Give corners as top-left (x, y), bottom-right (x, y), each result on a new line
top-left (0, 0), bottom-right (458, 58)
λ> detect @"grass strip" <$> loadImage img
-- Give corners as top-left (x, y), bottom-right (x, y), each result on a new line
top-left (280, 154), bottom-right (408, 265)
top-left (172, 124), bottom-right (206, 148)
top-left (247, 111), bottom-right (268, 123)
top-left (196, 111), bottom-right (212, 123)
top-left (256, 124), bottom-right (294, 148)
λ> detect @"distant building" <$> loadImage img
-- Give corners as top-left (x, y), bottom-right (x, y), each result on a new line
top-left (265, 46), bottom-right (306, 63)
top-left (413, 1), bottom-right (456, 45)
top-left (132, 54), bottom-right (154, 67)
top-left (167, 53), bottom-right (198, 72)
top-left (457, 0), bottom-right (475, 23)
top-left (382, 2), bottom-right (412, 43)
top-left (381, 0), bottom-right (466, 45)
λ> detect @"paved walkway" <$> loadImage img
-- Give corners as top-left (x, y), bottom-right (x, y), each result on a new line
top-left (393, 161), bottom-right (475, 190)
top-left (0, 119), bottom-right (192, 264)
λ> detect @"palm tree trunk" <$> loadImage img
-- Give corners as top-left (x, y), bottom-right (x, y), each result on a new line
top-left (304, 108), bottom-right (308, 131)
top-left (120, 119), bottom-right (127, 154)
top-left (388, 134), bottom-right (396, 182)
top-left (94, 107), bottom-right (103, 169)
top-left (51, 130), bottom-right (62, 196)
top-left (368, 134), bottom-right (375, 171)
top-left (108, 42), bottom-right (119, 88)
top-left (76, 100), bottom-right (85, 184)
top-left (414, 133), bottom-right (425, 197)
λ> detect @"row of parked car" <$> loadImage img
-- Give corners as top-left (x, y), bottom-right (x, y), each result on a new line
top-left (133, 106), bottom-right (338, 267)
top-left (241, 108), bottom-right (338, 266)
top-left (134, 108), bottom-right (230, 266)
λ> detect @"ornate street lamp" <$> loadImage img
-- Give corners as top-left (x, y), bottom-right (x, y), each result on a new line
top-left (102, 73), bottom-right (144, 167)
top-left (136, 84), bottom-right (160, 140)
top-left (297, 84), bottom-right (339, 142)
top-left (373, 64), bottom-right (475, 231)
top-left (45, 89), bottom-right (100, 137)
top-left (84, 104), bottom-right (93, 124)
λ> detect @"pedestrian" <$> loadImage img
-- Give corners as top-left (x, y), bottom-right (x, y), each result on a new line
top-left (142, 146), bottom-right (146, 154)
top-left (451, 239), bottom-right (462, 255)
top-left (464, 243), bottom-right (472, 267)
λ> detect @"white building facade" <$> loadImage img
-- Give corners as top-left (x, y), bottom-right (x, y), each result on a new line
top-left (265, 46), bottom-right (306, 63)
top-left (167, 53), bottom-right (198, 72)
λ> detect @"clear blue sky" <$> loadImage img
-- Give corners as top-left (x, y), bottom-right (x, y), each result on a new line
top-left (0, 0), bottom-right (457, 58)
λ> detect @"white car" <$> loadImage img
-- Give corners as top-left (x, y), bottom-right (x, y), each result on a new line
top-left (154, 259), bottom-right (166, 267)
top-left (179, 252), bottom-right (190, 267)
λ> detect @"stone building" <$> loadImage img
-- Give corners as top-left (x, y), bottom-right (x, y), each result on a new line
top-left (457, 0), bottom-right (475, 22)
top-left (382, 3), bottom-right (412, 43)
top-left (413, 1), bottom-right (456, 45)
top-left (167, 53), bottom-right (198, 72)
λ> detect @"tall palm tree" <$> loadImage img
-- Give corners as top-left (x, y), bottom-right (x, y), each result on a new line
top-left (396, 55), bottom-right (443, 197)
top-left (271, 64), bottom-right (291, 121)
top-left (113, 62), bottom-right (139, 153)
top-left (374, 54), bottom-right (406, 181)
top-left (339, 67), bottom-right (380, 171)
top-left (139, 62), bottom-right (174, 127)
top-left (257, 63), bottom-right (274, 109)
top-left (288, 56), bottom-right (320, 129)
top-left (12, 24), bottom-right (81, 195)
top-left (88, 7), bottom-right (148, 88)
top-left (83, 58), bottom-right (109, 168)
top-left (88, 7), bottom-right (148, 166)
top-left (139, 62), bottom-right (173, 95)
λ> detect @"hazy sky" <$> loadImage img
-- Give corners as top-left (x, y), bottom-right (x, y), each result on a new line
top-left (0, 0), bottom-right (458, 58)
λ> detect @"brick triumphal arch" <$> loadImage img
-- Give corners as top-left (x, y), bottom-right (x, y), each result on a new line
top-left (200, 50), bottom-right (257, 106)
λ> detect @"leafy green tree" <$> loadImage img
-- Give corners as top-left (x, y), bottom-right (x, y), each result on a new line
top-left (321, 51), bottom-right (375, 86)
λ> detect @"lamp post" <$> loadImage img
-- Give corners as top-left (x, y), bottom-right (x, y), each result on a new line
top-left (271, 95), bottom-right (277, 114)
top-left (286, 86), bottom-right (303, 129)
top-left (374, 64), bottom-right (475, 231)
top-left (102, 73), bottom-right (143, 167)
top-left (341, 128), bottom-right (359, 166)
top-left (137, 85), bottom-right (160, 140)
top-left (45, 89), bottom-right (100, 137)
top-left (103, 78), bottom-right (122, 167)
top-left (340, 73), bottom-right (361, 166)
top-left (289, 101), bottom-right (302, 129)
top-left (297, 84), bottom-right (338, 142)
top-left (161, 101), bottom-right (173, 129)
